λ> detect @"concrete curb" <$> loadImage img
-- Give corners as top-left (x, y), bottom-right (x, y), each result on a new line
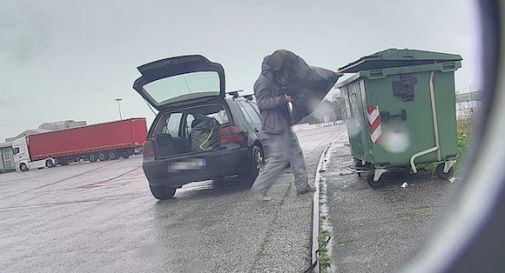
top-left (310, 144), bottom-right (332, 273)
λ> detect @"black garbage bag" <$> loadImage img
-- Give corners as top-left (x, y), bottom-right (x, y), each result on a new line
top-left (191, 114), bottom-right (220, 152)
top-left (263, 50), bottom-right (341, 124)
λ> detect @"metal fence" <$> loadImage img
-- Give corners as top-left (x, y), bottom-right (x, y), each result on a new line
top-left (456, 100), bottom-right (480, 120)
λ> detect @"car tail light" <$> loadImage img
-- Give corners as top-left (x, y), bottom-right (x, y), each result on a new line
top-left (219, 126), bottom-right (246, 145)
top-left (143, 140), bottom-right (155, 158)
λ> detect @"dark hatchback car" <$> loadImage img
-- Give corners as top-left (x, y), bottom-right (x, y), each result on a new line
top-left (133, 55), bottom-right (268, 200)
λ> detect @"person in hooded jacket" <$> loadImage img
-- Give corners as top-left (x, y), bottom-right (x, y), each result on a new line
top-left (251, 51), bottom-right (315, 201)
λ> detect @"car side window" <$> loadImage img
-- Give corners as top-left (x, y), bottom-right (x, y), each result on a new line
top-left (238, 102), bottom-right (254, 125)
top-left (242, 102), bottom-right (262, 127)
top-left (163, 112), bottom-right (183, 137)
top-left (12, 147), bottom-right (20, 155)
top-left (249, 102), bottom-right (260, 114)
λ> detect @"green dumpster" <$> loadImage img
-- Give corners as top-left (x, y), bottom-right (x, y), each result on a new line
top-left (336, 49), bottom-right (462, 187)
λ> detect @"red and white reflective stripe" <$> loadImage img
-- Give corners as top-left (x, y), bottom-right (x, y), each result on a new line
top-left (367, 105), bottom-right (383, 144)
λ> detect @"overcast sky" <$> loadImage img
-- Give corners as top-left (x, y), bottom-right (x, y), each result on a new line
top-left (0, 0), bottom-right (481, 141)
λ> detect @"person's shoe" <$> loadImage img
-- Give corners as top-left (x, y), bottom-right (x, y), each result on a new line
top-left (297, 186), bottom-right (316, 195)
top-left (260, 195), bottom-right (273, 202)
top-left (256, 194), bottom-right (273, 202)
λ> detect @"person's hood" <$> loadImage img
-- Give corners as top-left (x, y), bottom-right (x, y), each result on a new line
top-left (259, 49), bottom-right (341, 124)
top-left (261, 50), bottom-right (305, 85)
top-left (261, 50), bottom-right (301, 72)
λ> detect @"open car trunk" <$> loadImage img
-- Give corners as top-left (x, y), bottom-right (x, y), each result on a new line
top-left (133, 55), bottom-right (226, 111)
top-left (150, 104), bottom-right (234, 159)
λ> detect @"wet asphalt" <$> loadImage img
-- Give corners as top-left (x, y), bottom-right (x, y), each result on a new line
top-left (320, 133), bottom-right (455, 273)
top-left (0, 125), bottom-right (342, 273)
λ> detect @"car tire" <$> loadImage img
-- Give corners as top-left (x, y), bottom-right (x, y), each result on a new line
top-left (20, 163), bottom-right (29, 172)
top-left (149, 185), bottom-right (177, 200)
top-left (240, 145), bottom-right (264, 187)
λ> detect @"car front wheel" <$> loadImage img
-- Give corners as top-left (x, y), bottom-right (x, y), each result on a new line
top-left (149, 184), bottom-right (177, 200)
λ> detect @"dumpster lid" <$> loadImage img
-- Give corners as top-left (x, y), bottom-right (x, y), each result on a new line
top-left (338, 48), bottom-right (462, 73)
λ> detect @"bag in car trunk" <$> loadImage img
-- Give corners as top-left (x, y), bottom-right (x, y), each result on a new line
top-left (191, 114), bottom-right (220, 152)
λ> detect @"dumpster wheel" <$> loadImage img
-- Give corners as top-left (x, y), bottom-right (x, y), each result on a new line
top-left (367, 170), bottom-right (386, 188)
top-left (436, 163), bottom-right (454, 180)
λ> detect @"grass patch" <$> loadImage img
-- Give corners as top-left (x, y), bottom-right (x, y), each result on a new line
top-left (319, 254), bottom-right (331, 268)
top-left (319, 230), bottom-right (330, 242)
top-left (399, 214), bottom-right (411, 221)
top-left (424, 119), bottom-right (472, 174)
top-left (455, 128), bottom-right (471, 171)
top-left (318, 229), bottom-right (332, 272)
top-left (255, 238), bottom-right (267, 261)
top-left (336, 239), bottom-right (350, 247)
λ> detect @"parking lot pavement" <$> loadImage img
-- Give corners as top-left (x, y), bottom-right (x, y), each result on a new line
top-left (320, 142), bottom-right (455, 273)
top-left (0, 125), bottom-right (344, 273)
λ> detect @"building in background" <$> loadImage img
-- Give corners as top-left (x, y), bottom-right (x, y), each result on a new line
top-left (5, 129), bottom-right (52, 143)
top-left (38, 120), bottom-right (86, 131)
top-left (5, 120), bottom-right (86, 142)
top-left (0, 142), bottom-right (14, 173)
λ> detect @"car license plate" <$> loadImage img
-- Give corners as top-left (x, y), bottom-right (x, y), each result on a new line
top-left (169, 159), bottom-right (206, 171)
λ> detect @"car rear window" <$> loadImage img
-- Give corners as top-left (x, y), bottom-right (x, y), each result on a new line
top-left (143, 71), bottom-right (221, 106)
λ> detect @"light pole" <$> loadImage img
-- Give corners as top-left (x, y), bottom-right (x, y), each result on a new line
top-left (114, 98), bottom-right (123, 120)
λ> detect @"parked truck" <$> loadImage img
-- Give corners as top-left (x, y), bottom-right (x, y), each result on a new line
top-left (12, 118), bottom-right (147, 172)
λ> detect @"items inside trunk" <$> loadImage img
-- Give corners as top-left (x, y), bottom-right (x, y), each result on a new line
top-left (191, 114), bottom-right (220, 152)
top-left (152, 104), bottom-right (229, 158)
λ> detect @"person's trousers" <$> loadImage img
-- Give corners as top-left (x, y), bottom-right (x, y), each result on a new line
top-left (251, 129), bottom-right (309, 195)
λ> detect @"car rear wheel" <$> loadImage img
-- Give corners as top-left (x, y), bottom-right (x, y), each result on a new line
top-left (240, 145), bottom-right (264, 187)
top-left (149, 185), bottom-right (177, 200)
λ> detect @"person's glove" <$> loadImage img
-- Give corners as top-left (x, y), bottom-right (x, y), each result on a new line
top-left (284, 94), bottom-right (295, 103)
